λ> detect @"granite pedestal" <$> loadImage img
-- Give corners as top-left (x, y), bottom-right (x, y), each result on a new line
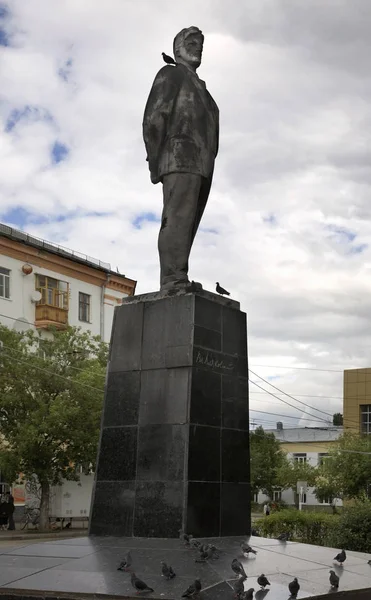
top-left (89, 288), bottom-right (250, 538)
top-left (1, 535), bottom-right (371, 600)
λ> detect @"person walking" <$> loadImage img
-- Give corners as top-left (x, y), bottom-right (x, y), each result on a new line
top-left (6, 493), bottom-right (15, 531)
top-left (263, 502), bottom-right (270, 517)
top-left (0, 496), bottom-right (8, 531)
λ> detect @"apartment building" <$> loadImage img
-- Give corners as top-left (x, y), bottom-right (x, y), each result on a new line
top-left (0, 223), bottom-right (136, 342)
top-left (257, 424), bottom-right (343, 507)
top-left (343, 368), bottom-right (371, 433)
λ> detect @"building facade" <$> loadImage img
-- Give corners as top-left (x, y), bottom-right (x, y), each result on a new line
top-left (257, 424), bottom-right (343, 507)
top-left (0, 223), bottom-right (136, 343)
top-left (343, 368), bottom-right (371, 433)
top-left (0, 223), bottom-right (137, 514)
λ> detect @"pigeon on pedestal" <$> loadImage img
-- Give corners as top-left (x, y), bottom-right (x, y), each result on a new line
top-left (288, 577), bottom-right (300, 597)
top-left (257, 574), bottom-right (270, 589)
top-left (329, 570), bottom-right (339, 589)
top-left (216, 282), bottom-right (230, 296)
top-left (334, 549), bottom-right (346, 566)
top-left (130, 572), bottom-right (154, 593)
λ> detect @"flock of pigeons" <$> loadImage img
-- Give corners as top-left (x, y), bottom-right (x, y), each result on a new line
top-left (116, 534), bottom-right (350, 597)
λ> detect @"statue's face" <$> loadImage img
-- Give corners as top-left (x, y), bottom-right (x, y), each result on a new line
top-left (177, 31), bottom-right (204, 68)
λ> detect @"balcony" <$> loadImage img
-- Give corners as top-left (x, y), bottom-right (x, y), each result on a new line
top-left (35, 304), bottom-right (68, 329)
top-left (34, 283), bottom-right (69, 330)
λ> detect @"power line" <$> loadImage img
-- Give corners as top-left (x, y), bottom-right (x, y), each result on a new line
top-left (0, 341), bottom-right (106, 379)
top-left (249, 380), bottom-right (332, 425)
top-left (250, 391), bottom-right (343, 400)
top-left (249, 409), bottom-right (332, 424)
top-left (251, 364), bottom-right (345, 373)
top-left (250, 369), bottom-right (335, 418)
top-left (0, 351), bottom-right (105, 394)
top-left (250, 378), bottom-right (363, 430)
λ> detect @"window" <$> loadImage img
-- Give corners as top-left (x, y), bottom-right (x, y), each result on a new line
top-left (35, 275), bottom-right (68, 309)
top-left (318, 453), bottom-right (329, 466)
top-left (293, 453), bottom-right (307, 464)
top-left (321, 497), bottom-right (331, 504)
top-left (0, 267), bottom-right (10, 299)
top-left (79, 292), bottom-right (91, 322)
top-left (361, 405), bottom-right (371, 434)
top-left (273, 490), bottom-right (282, 501)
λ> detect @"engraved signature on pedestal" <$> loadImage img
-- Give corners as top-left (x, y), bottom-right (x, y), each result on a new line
top-left (195, 350), bottom-right (234, 371)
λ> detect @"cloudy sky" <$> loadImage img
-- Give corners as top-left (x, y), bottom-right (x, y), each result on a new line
top-left (1, 0), bottom-right (371, 430)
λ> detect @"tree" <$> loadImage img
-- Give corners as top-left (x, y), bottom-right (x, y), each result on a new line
top-left (0, 325), bottom-right (107, 529)
top-left (276, 458), bottom-right (316, 496)
top-left (250, 426), bottom-right (286, 498)
top-left (314, 432), bottom-right (371, 503)
top-left (333, 413), bottom-right (343, 426)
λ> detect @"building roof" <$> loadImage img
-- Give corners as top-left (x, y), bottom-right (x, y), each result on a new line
top-left (0, 222), bottom-right (136, 286)
top-left (265, 426), bottom-right (343, 443)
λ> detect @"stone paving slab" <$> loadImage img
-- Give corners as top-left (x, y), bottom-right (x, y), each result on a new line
top-left (0, 535), bottom-right (370, 599)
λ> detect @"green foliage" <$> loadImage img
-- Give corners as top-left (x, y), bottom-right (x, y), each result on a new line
top-left (256, 509), bottom-right (339, 545)
top-left (0, 325), bottom-right (108, 527)
top-left (333, 413), bottom-right (343, 426)
top-left (276, 458), bottom-right (316, 491)
top-left (314, 432), bottom-right (371, 502)
top-left (326, 501), bottom-right (371, 553)
top-left (270, 498), bottom-right (288, 511)
top-left (250, 426), bottom-right (286, 497)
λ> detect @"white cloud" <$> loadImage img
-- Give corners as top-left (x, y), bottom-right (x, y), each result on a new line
top-left (1, 0), bottom-right (371, 427)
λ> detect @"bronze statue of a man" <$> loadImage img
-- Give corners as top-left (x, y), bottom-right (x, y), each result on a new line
top-left (143, 26), bottom-right (219, 291)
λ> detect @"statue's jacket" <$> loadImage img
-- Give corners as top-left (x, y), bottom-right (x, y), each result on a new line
top-left (143, 63), bottom-right (219, 183)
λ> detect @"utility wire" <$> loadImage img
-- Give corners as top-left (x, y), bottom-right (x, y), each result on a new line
top-left (249, 380), bottom-right (332, 424)
top-left (250, 372), bottom-right (365, 430)
top-left (0, 341), bottom-right (106, 378)
top-left (250, 369), bottom-right (335, 418)
top-left (0, 351), bottom-right (105, 393)
top-left (250, 391), bottom-right (343, 400)
top-left (0, 313), bottom-right (364, 373)
top-left (249, 409), bottom-right (333, 424)
top-left (251, 364), bottom-right (345, 372)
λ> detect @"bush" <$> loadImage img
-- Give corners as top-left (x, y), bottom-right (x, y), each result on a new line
top-left (250, 501), bottom-right (263, 513)
top-left (327, 501), bottom-right (371, 553)
top-left (256, 509), bottom-right (339, 545)
top-left (270, 499), bottom-right (288, 512)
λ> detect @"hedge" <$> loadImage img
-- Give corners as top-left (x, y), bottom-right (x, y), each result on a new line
top-left (327, 502), bottom-right (371, 553)
top-left (255, 509), bottom-right (339, 545)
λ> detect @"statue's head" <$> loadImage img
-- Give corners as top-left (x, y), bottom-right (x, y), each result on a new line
top-left (173, 26), bottom-right (204, 69)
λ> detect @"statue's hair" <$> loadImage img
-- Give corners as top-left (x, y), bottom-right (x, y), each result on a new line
top-left (173, 26), bottom-right (203, 57)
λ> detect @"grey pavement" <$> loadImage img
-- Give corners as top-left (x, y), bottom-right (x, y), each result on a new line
top-left (0, 535), bottom-right (370, 599)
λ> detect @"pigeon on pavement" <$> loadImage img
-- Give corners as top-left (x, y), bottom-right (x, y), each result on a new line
top-left (233, 575), bottom-right (246, 597)
top-left (231, 558), bottom-right (247, 578)
top-left (216, 282), bottom-right (230, 296)
top-left (329, 570), bottom-right (339, 589)
top-left (130, 572), bottom-right (154, 593)
top-left (182, 579), bottom-right (202, 597)
top-left (334, 549), bottom-right (346, 565)
top-left (368, 559), bottom-right (371, 565)
top-left (179, 530), bottom-right (192, 546)
top-left (277, 532), bottom-right (290, 541)
top-left (257, 574), bottom-right (270, 589)
top-left (288, 577), bottom-right (300, 597)
top-left (190, 538), bottom-right (201, 549)
top-left (117, 551), bottom-right (132, 571)
top-left (243, 589), bottom-right (255, 600)
top-left (241, 542), bottom-right (257, 556)
top-left (162, 52), bottom-right (176, 65)
top-left (161, 561), bottom-right (176, 580)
